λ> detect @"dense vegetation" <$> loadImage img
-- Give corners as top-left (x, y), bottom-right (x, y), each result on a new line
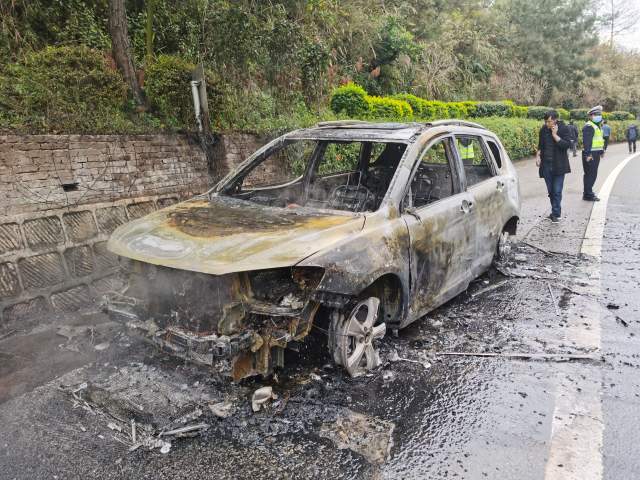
top-left (1, 0), bottom-right (639, 141)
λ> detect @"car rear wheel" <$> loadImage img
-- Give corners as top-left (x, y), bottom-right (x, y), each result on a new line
top-left (328, 297), bottom-right (386, 377)
top-left (495, 230), bottom-right (512, 262)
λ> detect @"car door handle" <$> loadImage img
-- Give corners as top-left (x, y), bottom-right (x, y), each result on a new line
top-left (460, 199), bottom-right (473, 213)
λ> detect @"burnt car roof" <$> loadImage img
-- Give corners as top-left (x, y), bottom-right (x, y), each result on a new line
top-left (286, 120), bottom-right (489, 142)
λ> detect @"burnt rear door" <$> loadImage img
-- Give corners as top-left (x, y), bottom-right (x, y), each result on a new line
top-left (401, 136), bottom-right (476, 325)
top-left (454, 134), bottom-right (505, 276)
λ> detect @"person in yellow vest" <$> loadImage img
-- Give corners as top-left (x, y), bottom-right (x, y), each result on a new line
top-left (581, 105), bottom-right (605, 202)
top-left (457, 137), bottom-right (475, 164)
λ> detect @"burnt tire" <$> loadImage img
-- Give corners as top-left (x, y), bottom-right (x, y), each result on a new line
top-left (494, 230), bottom-right (512, 263)
top-left (328, 297), bottom-right (386, 377)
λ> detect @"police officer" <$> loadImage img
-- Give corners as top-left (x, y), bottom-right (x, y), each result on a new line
top-left (582, 105), bottom-right (605, 202)
top-left (457, 137), bottom-right (475, 164)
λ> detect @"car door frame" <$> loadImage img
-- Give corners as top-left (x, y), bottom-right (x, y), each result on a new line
top-left (400, 134), bottom-right (477, 326)
top-left (453, 132), bottom-right (506, 276)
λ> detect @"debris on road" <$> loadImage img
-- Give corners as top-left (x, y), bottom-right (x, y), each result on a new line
top-left (434, 351), bottom-right (602, 363)
top-left (252, 386), bottom-right (276, 412)
top-left (615, 316), bottom-right (629, 327)
top-left (94, 342), bottom-right (110, 351)
top-left (522, 241), bottom-right (556, 256)
top-left (388, 350), bottom-right (431, 369)
top-left (470, 279), bottom-right (510, 299)
top-left (547, 282), bottom-right (561, 316)
top-left (320, 408), bottom-right (395, 465)
top-left (209, 401), bottom-right (235, 419)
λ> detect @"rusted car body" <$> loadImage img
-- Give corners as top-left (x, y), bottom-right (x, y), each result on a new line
top-left (106, 120), bottom-right (520, 379)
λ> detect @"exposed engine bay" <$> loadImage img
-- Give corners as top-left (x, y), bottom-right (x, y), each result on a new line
top-left (105, 260), bottom-right (325, 380)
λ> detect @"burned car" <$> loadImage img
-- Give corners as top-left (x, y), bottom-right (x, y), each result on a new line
top-left (106, 120), bottom-right (520, 379)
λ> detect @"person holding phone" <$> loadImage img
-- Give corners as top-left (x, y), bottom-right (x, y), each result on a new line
top-left (536, 110), bottom-right (572, 223)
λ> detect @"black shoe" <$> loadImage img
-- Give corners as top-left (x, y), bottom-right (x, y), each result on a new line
top-left (583, 195), bottom-right (600, 202)
top-left (549, 214), bottom-right (559, 223)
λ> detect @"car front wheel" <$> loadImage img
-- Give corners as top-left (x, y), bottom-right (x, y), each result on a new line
top-left (328, 297), bottom-right (386, 377)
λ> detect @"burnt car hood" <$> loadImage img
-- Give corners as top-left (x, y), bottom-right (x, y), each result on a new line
top-left (107, 197), bottom-right (366, 275)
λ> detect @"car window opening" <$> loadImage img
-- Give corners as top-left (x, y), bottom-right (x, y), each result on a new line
top-left (407, 139), bottom-right (455, 208)
top-left (486, 139), bottom-right (503, 169)
top-left (455, 135), bottom-right (495, 186)
top-left (220, 139), bottom-right (407, 213)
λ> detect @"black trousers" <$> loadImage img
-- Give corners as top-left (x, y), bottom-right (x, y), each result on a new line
top-left (629, 139), bottom-right (637, 153)
top-left (604, 136), bottom-right (610, 151)
top-left (582, 151), bottom-right (602, 198)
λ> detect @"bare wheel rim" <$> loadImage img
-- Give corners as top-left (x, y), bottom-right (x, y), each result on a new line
top-left (334, 297), bottom-right (386, 377)
top-left (497, 231), bottom-right (511, 260)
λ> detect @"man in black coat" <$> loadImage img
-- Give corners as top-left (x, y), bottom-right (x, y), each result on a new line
top-left (536, 110), bottom-right (572, 223)
top-left (568, 120), bottom-right (579, 157)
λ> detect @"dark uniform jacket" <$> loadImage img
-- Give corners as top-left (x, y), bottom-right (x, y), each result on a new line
top-left (538, 121), bottom-right (572, 177)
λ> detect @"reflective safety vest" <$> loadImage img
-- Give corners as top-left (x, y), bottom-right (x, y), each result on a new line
top-left (458, 141), bottom-right (475, 161)
top-left (586, 121), bottom-right (605, 151)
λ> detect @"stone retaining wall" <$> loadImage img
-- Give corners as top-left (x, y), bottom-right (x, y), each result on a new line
top-left (0, 132), bottom-right (272, 331)
top-left (0, 134), bottom-right (210, 331)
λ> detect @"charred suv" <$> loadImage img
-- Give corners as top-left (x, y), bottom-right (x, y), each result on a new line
top-left (106, 120), bottom-right (520, 379)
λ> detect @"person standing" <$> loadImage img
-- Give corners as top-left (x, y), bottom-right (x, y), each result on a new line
top-left (536, 110), bottom-right (571, 223)
top-left (568, 120), bottom-right (579, 157)
top-left (626, 123), bottom-right (638, 153)
top-left (582, 105), bottom-right (605, 202)
top-left (602, 120), bottom-right (611, 151)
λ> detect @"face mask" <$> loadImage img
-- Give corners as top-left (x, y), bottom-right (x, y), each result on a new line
top-left (593, 115), bottom-right (602, 123)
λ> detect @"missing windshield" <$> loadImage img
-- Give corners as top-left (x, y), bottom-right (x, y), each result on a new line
top-left (220, 139), bottom-right (407, 213)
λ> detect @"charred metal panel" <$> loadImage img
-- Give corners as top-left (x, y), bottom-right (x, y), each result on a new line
top-left (108, 197), bottom-right (365, 275)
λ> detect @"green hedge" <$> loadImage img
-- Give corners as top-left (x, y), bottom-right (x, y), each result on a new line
top-left (367, 96), bottom-right (412, 118)
top-left (471, 101), bottom-right (513, 118)
top-left (607, 111), bottom-right (635, 121)
top-left (329, 82), bottom-right (370, 117)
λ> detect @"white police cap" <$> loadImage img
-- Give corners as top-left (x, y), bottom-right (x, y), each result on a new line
top-left (588, 105), bottom-right (603, 115)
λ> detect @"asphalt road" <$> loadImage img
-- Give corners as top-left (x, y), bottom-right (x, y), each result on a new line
top-left (0, 142), bottom-right (638, 480)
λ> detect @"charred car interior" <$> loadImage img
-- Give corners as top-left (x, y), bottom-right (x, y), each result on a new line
top-left (222, 138), bottom-right (407, 213)
top-left (106, 120), bottom-right (521, 380)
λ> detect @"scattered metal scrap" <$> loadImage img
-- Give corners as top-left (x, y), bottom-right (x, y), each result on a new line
top-left (546, 282), bottom-right (561, 316)
top-left (434, 351), bottom-right (603, 363)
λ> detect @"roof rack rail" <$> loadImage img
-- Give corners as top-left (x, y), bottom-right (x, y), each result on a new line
top-left (315, 120), bottom-right (422, 130)
top-left (426, 119), bottom-right (486, 129)
top-left (315, 120), bottom-right (370, 127)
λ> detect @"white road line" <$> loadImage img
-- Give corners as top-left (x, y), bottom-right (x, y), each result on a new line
top-left (544, 152), bottom-right (639, 480)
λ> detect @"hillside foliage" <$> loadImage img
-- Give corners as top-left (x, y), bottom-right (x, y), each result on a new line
top-left (0, 0), bottom-right (639, 135)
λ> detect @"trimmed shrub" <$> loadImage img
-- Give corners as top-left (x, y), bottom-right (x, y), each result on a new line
top-left (557, 108), bottom-right (570, 120)
top-left (367, 96), bottom-right (412, 118)
top-left (0, 45), bottom-right (128, 133)
top-left (513, 105), bottom-right (528, 118)
top-left (607, 111), bottom-right (634, 121)
top-left (471, 101), bottom-right (513, 117)
top-left (570, 108), bottom-right (589, 120)
top-left (391, 93), bottom-right (426, 117)
top-left (329, 82), bottom-right (370, 117)
top-left (526, 106), bottom-right (551, 120)
top-left (446, 102), bottom-right (469, 119)
top-left (461, 101), bottom-right (478, 117)
top-left (476, 117), bottom-right (540, 160)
